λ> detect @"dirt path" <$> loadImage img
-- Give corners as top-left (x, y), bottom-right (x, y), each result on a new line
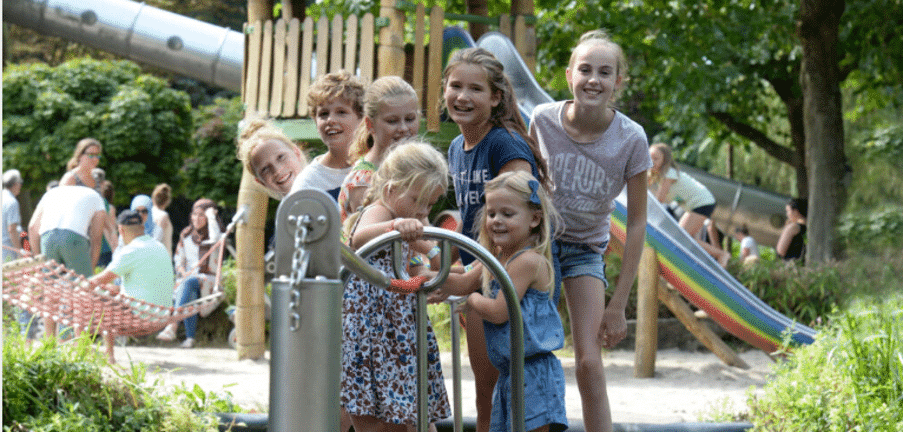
top-left (113, 344), bottom-right (774, 424)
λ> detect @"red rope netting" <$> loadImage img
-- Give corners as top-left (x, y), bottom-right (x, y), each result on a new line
top-left (2, 255), bottom-right (222, 337)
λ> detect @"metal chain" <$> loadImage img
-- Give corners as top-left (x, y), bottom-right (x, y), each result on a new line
top-left (288, 215), bottom-right (311, 332)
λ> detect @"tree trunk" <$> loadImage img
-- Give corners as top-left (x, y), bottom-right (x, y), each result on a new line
top-left (233, 0), bottom-right (275, 360)
top-left (798, 0), bottom-right (847, 264)
top-left (785, 97), bottom-right (809, 198)
top-left (466, 0), bottom-right (489, 40)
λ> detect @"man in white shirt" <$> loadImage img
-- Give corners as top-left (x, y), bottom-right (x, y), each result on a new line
top-left (28, 185), bottom-right (107, 338)
top-left (90, 209), bottom-right (174, 363)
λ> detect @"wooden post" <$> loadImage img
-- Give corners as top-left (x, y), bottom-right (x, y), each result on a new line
top-left (633, 245), bottom-right (658, 378)
top-left (378, 0), bottom-right (405, 77)
top-left (510, 0), bottom-right (536, 72)
top-left (657, 283), bottom-right (750, 369)
top-left (236, 0), bottom-right (274, 361)
top-left (425, 7), bottom-right (444, 133)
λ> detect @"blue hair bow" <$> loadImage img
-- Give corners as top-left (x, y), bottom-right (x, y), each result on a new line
top-left (528, 180), bottom-right (541, 205)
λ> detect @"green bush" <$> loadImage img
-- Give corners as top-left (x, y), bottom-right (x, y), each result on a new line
top-left (183, 97), bottom-right (245, 207)
top-left (728, 258), bottom-right (848, 327)
top-left (2, 58), bottom-right (192, 209)
top-left (746, 297), bottom-right (903, 431)
top-left (2, 323), bottom-right (239, 431)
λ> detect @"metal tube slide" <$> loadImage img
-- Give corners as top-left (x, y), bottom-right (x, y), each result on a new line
top-left (3, 0), bottom-right (243, 91)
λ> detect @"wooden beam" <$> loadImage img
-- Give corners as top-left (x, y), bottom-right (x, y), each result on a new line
top-left (657, 281), bottom-right (750, 369)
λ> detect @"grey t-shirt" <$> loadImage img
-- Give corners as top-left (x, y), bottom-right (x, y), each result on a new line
top-left (530, 101), bottom-right (651, 246)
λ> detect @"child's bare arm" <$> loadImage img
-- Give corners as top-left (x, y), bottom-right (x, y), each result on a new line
top-left (467, 252), bottom-right (545, 324)
top-left (350, 206), bottom-right (424, 249)
top-left (438, 264), bottom-right (483, 297)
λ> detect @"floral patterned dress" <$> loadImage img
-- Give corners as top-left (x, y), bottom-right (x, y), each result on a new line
top-left (337, 158), bottom-right (376, 221)
top-left (340, 242), bottom-right (451, 425)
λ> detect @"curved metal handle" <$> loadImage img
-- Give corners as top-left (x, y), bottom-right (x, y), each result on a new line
top-left (343, 227), bottom-right (525, 432)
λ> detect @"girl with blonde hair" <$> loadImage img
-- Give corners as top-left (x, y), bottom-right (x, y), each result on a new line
top-left (337, 76), bottom-right (420, 220)
top-left (236, 118), bottom-right (308, 199)
top-left (341, 141), bottom-right (451, 431)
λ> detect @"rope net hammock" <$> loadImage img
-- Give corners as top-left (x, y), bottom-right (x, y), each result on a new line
top-left (2, 255), bottom-right (224, 337)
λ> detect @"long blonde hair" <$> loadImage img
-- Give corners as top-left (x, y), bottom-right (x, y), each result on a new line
top-left (236, 118), bottom-right (308, 188)
top-left (476, 171), bottom-right (559, 297)
top-left (66, 138), bottom-right (101, 171)
top-left (568, 29), bottom-right (629, 105)
top-left (343, 141), bottom-right (448, 242)
top-left (347, 76), bottom-right (419, 164)
top-left (648, 142), bottom-right (678, 186)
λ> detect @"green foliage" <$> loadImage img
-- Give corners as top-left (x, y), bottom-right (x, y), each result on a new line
top-left (183, 97), bottom-right (245, 207)
top-left (533, 0), bottom-right (901, 184)
top-left (728, 258), bottom-right (848, 327)
top-left (746, 297), bottom-right (903, 431)
top-left (2, 58), bottom-right (193, 209)
top-left (838, 206), bottom-right (903, 250)
top-left (1, 325), bottom-right (236, 431)
top-left (220, 257), bottom-right (239, 307)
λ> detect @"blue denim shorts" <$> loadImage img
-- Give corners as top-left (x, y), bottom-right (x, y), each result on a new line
top-left (552, 240), bottom-right (608, 288)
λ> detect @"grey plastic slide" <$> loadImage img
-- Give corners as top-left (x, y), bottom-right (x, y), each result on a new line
top-left (476, 31), bottom-right (790, 246)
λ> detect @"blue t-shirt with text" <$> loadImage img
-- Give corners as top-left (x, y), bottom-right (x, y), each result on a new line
top-left (448, 127), bottom-right (538, 264)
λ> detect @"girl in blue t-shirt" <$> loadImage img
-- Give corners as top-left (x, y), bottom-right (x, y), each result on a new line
top-left (441, 46), bottom-right (551, 432)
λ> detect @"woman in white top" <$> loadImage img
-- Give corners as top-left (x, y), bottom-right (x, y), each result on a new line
top-left (156, 198), bottom-right (223, 348)
top-left (649, 143), bottom-right (717, 237)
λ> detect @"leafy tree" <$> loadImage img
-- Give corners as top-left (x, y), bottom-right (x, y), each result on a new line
top-left (2, 58), bottom-right (193, 210)
top-left (182, 97), bottom-right (245, 206)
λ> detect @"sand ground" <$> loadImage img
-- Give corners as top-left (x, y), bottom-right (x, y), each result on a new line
top-left (112, 344), bottom-right (774, 425)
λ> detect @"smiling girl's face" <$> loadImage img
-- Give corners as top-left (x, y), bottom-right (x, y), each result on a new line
top-left (250, 139), bottom-right (304, 196)
top-left (368, 95), bottom-right (420, 149)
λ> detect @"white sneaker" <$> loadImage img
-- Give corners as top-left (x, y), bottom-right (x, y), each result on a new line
top-left (180, 338), bottom-right (196, 349)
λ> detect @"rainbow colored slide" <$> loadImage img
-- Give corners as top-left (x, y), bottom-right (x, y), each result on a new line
top-left (609, 189), bottom-right (817, 353)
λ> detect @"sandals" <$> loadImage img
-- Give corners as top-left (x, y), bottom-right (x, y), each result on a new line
top-left (156, 324), bottom-right (177, 342)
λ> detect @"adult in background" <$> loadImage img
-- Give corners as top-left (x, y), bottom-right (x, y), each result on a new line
top-left (156, 198), bottom-right (223, 348)
top-left (3, 169), bottom-right (23, 262)
top-left (60, 138), bottom-right (103, 191)
top-left (648, 143), bottom-right (717, 238)
top-left (90, 210), bottom-right (174, 363)
top-left (130, 194), bottom-right (160, 239)
top-left (4, 169), bottom-right (36, 338)
top-left (151, 184), bottom-right (174, 256)
top-left (28, 185), bottom-right (107, 337)
top-left (93, 169), bottom-right (118, 267)
top-left (776, 198), bottom-right (807, 262)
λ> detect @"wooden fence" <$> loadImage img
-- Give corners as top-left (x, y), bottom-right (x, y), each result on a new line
top-left (243, 5), bottom-right (535, 133)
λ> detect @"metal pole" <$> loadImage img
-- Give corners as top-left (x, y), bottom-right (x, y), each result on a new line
top-left (270, 190), bottom-right (342, 432)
